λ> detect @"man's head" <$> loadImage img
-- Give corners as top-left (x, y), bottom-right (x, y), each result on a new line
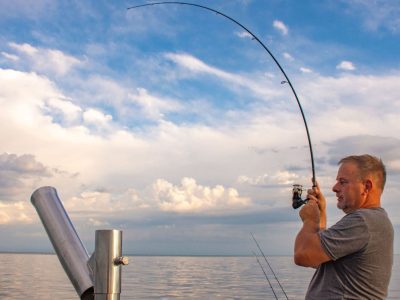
top-left (332, 154), bottom-right (386, 213)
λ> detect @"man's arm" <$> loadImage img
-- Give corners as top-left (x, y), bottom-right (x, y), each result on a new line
top-left (294, 193), bottom-right (330, 268)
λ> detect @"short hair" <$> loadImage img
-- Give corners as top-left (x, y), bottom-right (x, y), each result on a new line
top-left (339, 154), bottom-right (386, 191)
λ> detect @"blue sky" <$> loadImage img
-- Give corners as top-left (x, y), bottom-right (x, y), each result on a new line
top-left (0, 0), bottom-right (399, 256)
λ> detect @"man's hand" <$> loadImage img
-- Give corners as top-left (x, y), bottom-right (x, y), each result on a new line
top-left (307, 181), bottom-right (326, 213)
top-left (307, 181), bottom-right (327, 230)
top-left (299, 199), bottom-right (320, 229)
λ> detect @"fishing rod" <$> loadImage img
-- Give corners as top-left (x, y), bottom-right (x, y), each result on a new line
top-left (252, 233), bottom-right (289, 300)
top-left (127, 1), bottom-right (315, 209)
top-left (252, 251), bottom-right (279, 300)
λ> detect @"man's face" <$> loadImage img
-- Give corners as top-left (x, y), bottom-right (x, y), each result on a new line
top-left (332, 162), bottom-right (365, 213)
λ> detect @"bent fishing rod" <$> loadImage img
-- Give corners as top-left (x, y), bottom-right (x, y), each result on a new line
top-left (127, 1), bottom-right (314, 208)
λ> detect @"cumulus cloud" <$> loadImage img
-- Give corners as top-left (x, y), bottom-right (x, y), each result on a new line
top-left (336, 60), bottom-right (356, 71)
top-left (0, 201), bottom-right (33, 224)
top-left (8, 42), bottom-right (83, 75)
top-left (55, 178), bottom-right (253, 226)
top-left (65, 188), bottom-right (145, 214)
top-left (153, 177), bottom-right (251, 213)
top-left (273, 20), bottom-right (289, 35)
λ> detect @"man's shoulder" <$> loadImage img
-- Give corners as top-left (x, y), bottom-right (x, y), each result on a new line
top-left (346, 207), bottom-right (388, 221)
top-left (343, 207), bottom-right (393, 238)
top-left (325, 208), bottom-right (391, 239)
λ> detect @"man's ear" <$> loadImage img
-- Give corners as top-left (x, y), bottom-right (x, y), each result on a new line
top-left (364, 179), bottom-right (372, 193)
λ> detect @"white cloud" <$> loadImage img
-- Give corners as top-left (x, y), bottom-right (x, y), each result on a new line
top-left (1, 51), bottom-right (19, 61)
top-left (235, 30), bottom-right (253, 39)
top-left (237, 171), bottom-right (300, 187)
top-left (153, 177), bottom-right (251, 213)
top-left (388, 159), bottom-right (400, 172)
top-left (297, 72), bottom-right (400, 150)
top-left (273, 20), bottom-right (289, 35)
top-left (283, 52), bottom-right (294, 61)
top-left (0, 201), bottom-right (34, 224)
top-left (1, 50), bottom-right (400, 234)
top-left (336, 60), bottom-right (356, 71)
top-left (59, 177), bottom-right (252, 218)
top-left (45, 97), bottom-right (83, 124)
top-left (83, 108), bottom-right (112, 127)
top-left (9, 43), bottom-right (38, 55)
top-left (164, 52), bottom-right (284, 99)
top-left (8, 42), bottom-right (83, 75)
top-left (66, 189), bottom-right (143, 214)
top-left (300, 67), bottom-right (312, 73)
top-left (130, 87), bottom-right (183, 121)
top-left (165, 52), bottom-right (220, 74)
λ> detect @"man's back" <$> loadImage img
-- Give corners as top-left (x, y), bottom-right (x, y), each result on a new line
top-left (306, 208), bottom-right (393, 300)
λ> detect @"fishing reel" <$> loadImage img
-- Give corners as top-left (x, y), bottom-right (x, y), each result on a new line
top-left (292, 184), bottom-right (309, 209)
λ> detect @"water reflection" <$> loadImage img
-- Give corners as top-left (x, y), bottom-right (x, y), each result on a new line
top-left (0, 254), bottom-right (398, 299)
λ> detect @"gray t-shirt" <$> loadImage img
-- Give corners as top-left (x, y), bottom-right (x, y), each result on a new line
top-left (306, 208), bottom-right (393, 300)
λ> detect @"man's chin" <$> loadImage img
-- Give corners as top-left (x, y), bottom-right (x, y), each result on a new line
top-left (337, 201), bottom-right (345, 211)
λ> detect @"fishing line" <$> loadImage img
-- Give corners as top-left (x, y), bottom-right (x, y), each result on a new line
top-left (252, 251), bottom-right (279, 300)
top-left (252, 233), bottom-right (289, 299)
top-left (127, 1), bottom-right (317, 206)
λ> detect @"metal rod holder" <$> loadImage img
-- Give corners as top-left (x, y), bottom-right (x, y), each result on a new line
top-left (31, 186), bottom-right (94, 299)
top-left (89, 230), bottom-right (128, 300)
top-left (31, 186), bottom-right (128, 300)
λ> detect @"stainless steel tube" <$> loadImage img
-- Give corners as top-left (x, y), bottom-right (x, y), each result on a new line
top-left (92, 230), bottom-right (125, 300)
top-left (31, 186), bottom-right (94, 298)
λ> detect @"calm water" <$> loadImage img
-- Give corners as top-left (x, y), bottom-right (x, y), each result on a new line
top-left (0, 253), bottom-right (398, 299)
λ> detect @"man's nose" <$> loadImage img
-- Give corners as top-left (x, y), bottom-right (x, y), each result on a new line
top-left (332, 182), bottom-right (339, 193)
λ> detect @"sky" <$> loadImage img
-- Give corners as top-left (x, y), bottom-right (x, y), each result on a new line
top-left (0, 0), bottom-right (399, 256)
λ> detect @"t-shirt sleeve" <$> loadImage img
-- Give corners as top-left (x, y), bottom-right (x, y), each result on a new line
top-left (319, 211), bottom-right (369, 261)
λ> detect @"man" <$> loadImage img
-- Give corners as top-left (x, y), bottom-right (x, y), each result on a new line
top-left (294, 154), bottom-right (393, 299)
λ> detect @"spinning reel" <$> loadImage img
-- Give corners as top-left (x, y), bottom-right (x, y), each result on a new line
top-left (292, 184), bottom-right (309, 209)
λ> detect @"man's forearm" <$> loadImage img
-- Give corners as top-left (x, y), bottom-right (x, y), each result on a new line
top-left (294, 221), bottom-right (327, 267)
top-left (295, 221), bottom-right (320, 254)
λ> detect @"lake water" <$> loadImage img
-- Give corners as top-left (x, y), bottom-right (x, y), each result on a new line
top-left (0, 253), bottom-right (398, 299)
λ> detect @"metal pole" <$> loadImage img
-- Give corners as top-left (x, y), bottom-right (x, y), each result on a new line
top-left (31, 186), bottom-right (94, 299)
top-left (89, 230), bottom-right (128, 300)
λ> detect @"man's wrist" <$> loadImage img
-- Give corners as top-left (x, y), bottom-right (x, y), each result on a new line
top-left (302, 219), bottom-right (320, 232)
